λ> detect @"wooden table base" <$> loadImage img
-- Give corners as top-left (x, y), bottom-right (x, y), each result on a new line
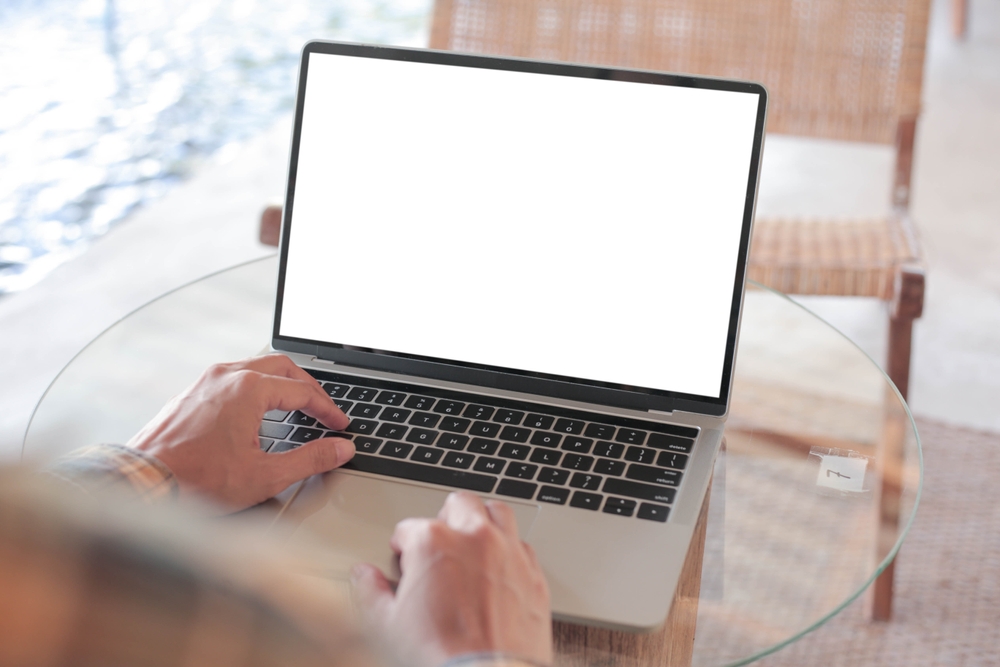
top-left (553, 488), bottom-right (711, 667)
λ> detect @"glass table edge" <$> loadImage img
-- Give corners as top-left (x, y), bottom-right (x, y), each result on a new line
top-left (21, 265), bottom-right (926, 665)
top-left (21, 253), bottom-right (280, 461)
top-left (720, 281), bottom-right (925, 667)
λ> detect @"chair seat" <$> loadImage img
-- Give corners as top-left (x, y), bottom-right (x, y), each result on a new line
top-left (748, 216), bottom-right (923, 300)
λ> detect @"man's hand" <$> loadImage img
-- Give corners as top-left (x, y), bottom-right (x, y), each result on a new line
top-left (351, 492), bottom-right (553, 667)
top-left (128, 354), bottom-right (353, 510)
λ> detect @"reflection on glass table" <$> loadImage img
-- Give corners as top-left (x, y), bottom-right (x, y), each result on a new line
top-left (24, 256), bottom-right (921, 667)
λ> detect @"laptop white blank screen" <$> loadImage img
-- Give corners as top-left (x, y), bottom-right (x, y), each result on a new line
top-left (279, 52), bottom-right (760, 399)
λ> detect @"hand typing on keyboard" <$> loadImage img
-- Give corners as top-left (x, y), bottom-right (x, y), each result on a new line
top-left (128, 354), bottom-right (354, 510)
top-left (351, 491), bottom-right (553, 667)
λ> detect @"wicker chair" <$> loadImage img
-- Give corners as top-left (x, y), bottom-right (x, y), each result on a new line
top-left (423, 0), bottom-right (929, 621)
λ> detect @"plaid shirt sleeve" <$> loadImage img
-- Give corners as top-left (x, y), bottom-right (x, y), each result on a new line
top-left (44, 444), bottom-right (178, 502)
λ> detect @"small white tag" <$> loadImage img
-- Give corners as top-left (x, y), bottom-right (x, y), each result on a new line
top-left (816, 455), bottom-right (868, 493)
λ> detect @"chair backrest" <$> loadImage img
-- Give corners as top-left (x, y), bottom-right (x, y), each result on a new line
top-left (429, 0), bottom-right (931, 147)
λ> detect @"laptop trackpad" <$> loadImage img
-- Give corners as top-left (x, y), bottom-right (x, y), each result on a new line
top-left (280, 471), bottom-right (539, 580)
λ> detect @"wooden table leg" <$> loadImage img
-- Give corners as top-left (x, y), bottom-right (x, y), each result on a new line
top-left (552, 486), bottom-right (711, 667)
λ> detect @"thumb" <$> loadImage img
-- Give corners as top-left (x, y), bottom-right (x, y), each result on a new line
top-left (350, 562), bottom-right (395, 624)
top-left (274, 437), bottom-right (355, 487)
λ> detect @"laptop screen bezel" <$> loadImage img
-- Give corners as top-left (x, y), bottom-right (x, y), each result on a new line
top-left (272, 40), bottom-right (767, 418)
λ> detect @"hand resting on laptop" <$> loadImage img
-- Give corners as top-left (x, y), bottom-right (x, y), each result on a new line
top-left (352, 491), bottom-right (553, 667)
top-left (127, 353), bottom-right (355, 510)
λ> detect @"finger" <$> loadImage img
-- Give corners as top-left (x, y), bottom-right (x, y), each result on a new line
top-left (253, 374), bottom-right (349, 430)
top-left (269, 437), bottom-right (355, 488)
top-left (484, 499), bottom-right (520, 540)
top-left (522, 540), bottom-right (542, 570)
top-left (350, 563), bottom-right (395, 624)
top-left (438, 491), bottom-right (491, 533)
top-left (389, 517), bottom-right (432, 556)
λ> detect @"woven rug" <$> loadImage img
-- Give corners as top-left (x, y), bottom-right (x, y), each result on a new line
top-left (753, 418), bottom-right (1000, 666)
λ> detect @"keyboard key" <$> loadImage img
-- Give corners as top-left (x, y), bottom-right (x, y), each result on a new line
top-left (473, 457), bottom-right (506, 474)
top-left (624, 446), bottom-right (656, 464)
top-left (382, 442), bottom-right (413, 459)
top-left (406, 428), bottom-right (438, 445)
top-left (530, 448), bottom-right (562, 465)
top-left (637, 503), bottom-right (671, 522)
top-left (647, 433), bottom-right (696, 453)
top-left (594, 459), bottom-right (626, 476)
top-left (560, 436), bottom-right (593, 454)
top-left (434, 400), bottom-right (466, 415)
top-left (537, 486), bottom-right (570, 505)
top-left (334, 399), bottom-right (354, 412)
top-left (584, 423), bottom-right (616, 439)
top-left (499, 426), bottom-right (530, 443)
top-left (411, 446), bottom-right (443, 464)
top-left (594, 441), bottom-right (625, 459)
top-left (290, 427), bottom-right (324, 443)
top-left (569, 491), bottom-right (602, 510)
top-left (493, 409), bottom-right (524, 425)
top-left (380, 408), bottom-right (411, 423)
top-left (569, 472), bottom-right (603, 491)
top-left (354, 436), bottom-right (383, 453)
top-left (603, 478), bottom-right (676, 505)
top-left (404, 395), bottom-right (435, 411)
top-left (530, 431), bottom-right (562, 448)
top-left (560, 453), bottom-right (594, 471)
top-left (524, 414), bottom-right (554, 430)
top-left (437, 434), bottom-right (469, 450)
top-left (498, 443), bottom-right (529, 460)
top-left (656, 451), bottom-right (689, 470)
top-left (376, 423), bottom-right (408, 440)
top-left (442, 451), bottom-right (474, 469)
top-left (505, 463), bottom-right (538, 480)
top-left (626, 464), bottom-right (682, 487)
top-left (350, 403), bottom-right (382, 419)
top-left (467, 438), bottom-right (500, 455)
top-left (603, 497), bottom-right (637, 517)
top-left (263, 409), bottom-right (289, 422)
top-left (270, 440), bottom-right (298, 453)
top-left (470, 421), bottom-right (501, 437)
top-left (288, 411), bottom-right (317, 426)
top-left (409, 412), bottom-right (441, 428)
top-left (345, 454), bottom-right (496, 493)
top-left (259, 437), bottom-right (275, 452)
top-left (554, 418), bottom-right (584, 434)
top-left (496, 479), bottom-right (537, 499)
top-left (538, 467), bottom-right (570, 485)
top-left (259, 422), bottom-right (293, 439)
top-left (615, 428), bottom-right (647, 445)
top-left (322, 382), bottom-right (350, 398)
top-left (375, 391), bottom-right (407, 406)
top-left (463, 404), bottom-right (495, 420)
top-left (347, 387), bottom-right (379, 402)
top-left (440, 417), bottom-right (471, 433)
top-left (346, 419), bottom-right (378, 435)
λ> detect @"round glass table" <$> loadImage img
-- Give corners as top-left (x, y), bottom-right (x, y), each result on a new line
top-left (23, 256), bottom-right (921, 667)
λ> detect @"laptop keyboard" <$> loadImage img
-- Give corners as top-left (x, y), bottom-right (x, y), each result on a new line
top-left (258, 369), bottom-right (699, 522)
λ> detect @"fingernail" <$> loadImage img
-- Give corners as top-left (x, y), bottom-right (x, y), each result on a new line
top-left (336, 438), bottom-right (356, 462)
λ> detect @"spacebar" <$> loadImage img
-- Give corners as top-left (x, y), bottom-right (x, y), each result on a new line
top-left (344, 454), bottom-right (498, 493)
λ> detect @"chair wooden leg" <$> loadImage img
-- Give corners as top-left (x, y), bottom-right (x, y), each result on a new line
top-left (259, 204), bottom-right (282, 247)
top-left (553, 484), bottom-right (711, 667)
top-left (953, 0), bottom-right (968, 39)
top-left (871, 265), bottom-right (922, 620)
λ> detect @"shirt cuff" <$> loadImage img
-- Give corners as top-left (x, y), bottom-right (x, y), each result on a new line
top-left (44, 444), bottom-right (178, 502)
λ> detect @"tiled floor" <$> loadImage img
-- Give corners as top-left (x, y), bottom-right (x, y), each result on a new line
top-left (1, 0), bottom-right (998, 464)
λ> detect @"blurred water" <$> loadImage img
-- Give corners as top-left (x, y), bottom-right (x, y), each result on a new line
top-left (0, 0), bottom-right (430, 293)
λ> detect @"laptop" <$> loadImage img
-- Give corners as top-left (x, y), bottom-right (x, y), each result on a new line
top-left (260, 40), bottom-right (767, 632)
